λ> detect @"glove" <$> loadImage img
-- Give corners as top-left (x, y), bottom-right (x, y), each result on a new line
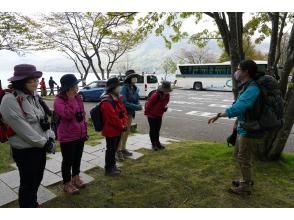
top-left (44, 138), bottom-right (56, 154)
top-left (137, 105), bottom-right (143, 111)
top-left (227, 128), bottom-right (237, 147)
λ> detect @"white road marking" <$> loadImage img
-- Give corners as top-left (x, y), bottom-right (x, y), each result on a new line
top-left (170, 101), bottom-right (204, 105)
top-left (167, 108), bottom-right (183, 112)
top-left (208, 104), bottom-right (230, 108)
top-left (222, 99), bottom-right (234, 102)
top-left (186, 110), bottom-right (235, 120)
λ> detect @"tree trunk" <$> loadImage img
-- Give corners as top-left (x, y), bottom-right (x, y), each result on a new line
top-left (264, 22), bottom-right (294, 160)
top-left (267, 13), bottom-right (279, 77)
top-left (268, 81), bottom-right (294, 160)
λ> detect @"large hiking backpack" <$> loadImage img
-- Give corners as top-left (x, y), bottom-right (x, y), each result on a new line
top-left (90, 95), bottom-right (116, 132)
top-left (0, 89), bottom-right (26, 143)
top-left (241, 74), bottom-right (284, 132)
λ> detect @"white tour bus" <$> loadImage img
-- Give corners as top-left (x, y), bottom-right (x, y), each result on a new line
top-left (176, 61), bottom-right (268, 91)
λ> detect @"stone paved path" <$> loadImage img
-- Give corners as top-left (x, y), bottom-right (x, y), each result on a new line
top-left (0, 134), bottom-right (178, 207)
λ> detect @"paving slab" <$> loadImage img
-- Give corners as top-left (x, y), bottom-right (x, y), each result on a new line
top-left (91, 150), bottom-right (105, 158)
top-left (80, 161), bottom-right (97, 172)
top-left (56, 172), bottom-right (95, 184)
top-left (41, 170), bottom-right (63, 187)
top-left (81, 152), bottom-right (97, 162)
top-left (47, 152), bottom-right (63, 162)
top-left (83, 145), bottom-right (100, 154)
top-left (0, 180), bottom-right (18, 206)
top-left (88, 157), bottom-right (105, 169)
top-left (129, 151), bottom-right (144, 160)
top-left (79, 173), bottom-right (95, 184)
top-left (45, 159), bottom-right (61, 173)
top-left (13, 185), bottom-right (56, 205)
top-left (0, 170), bottom-right (20, 188)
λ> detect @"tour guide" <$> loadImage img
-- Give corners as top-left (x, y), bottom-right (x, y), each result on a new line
top-left (208, 60), bottom-right (261, 195)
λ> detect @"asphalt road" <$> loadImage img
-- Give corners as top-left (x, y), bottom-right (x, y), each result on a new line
top-left (45, 89), bottom-right (294, 152)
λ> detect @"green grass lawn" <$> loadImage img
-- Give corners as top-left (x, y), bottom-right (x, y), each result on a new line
top-left (5, 141), bottom-right (291, 208)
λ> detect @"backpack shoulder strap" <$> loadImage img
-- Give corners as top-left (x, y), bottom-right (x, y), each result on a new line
top-left (13, 91), bottom-right (27, 117)
top-left (100, 95), bottom-right (116, 109)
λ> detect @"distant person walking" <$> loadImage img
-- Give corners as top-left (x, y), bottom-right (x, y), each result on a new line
top-left (100, 77), bottom-right (128, 176)
top-left (48, 76), bottom-right (58, 96)
top-left (0, 64), bottom-right (56, 208)
top-left (39, 78), bottom-right (47, 97)
top-left (117, 70), bottom-right (142, 161)
top-left (144, 81), bottom-right (172, 151)
top-left (54, 74), bottom-right (88, 194)
top-left (208, 60), bottom-right (263, 195)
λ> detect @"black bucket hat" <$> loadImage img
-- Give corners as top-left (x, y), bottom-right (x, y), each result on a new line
top-left (59, 74), bottom-right (81, 93)
top-left (106, 77), bottom-right (120, 93)
top-left (124, 69), bottom-right (139, 83)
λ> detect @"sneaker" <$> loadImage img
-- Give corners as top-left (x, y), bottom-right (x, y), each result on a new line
top-left (63, 182), bottom-right (80, 195)
top-left (121, 149), bottom-right (133, 157)
top-left (228, 182), bottom-right (251, 195)
top-left (116, 151), bottom-right (125, 161)
top-left (72, 175), bottom-right (86, 189)
top-left (158, 142), bottom-right (166, 150)
top-left (232, 179), bottom-right (254, 187)
top-left (152, 145), bottom-right (160, 151)
top-left (105, 168), bottom-right (121, 176)
top-left (114, 165), bottom-right (122, 173)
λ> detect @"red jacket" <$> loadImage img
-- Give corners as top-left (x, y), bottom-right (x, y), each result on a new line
top-left (39, 80), bottom-right (46, 89)
top-left (144, 91), bottom-right (170, 118)
top-left (100, 96), bottom-right (128, 137)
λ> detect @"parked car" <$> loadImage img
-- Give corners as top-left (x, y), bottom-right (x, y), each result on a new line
top-left (136, 74), bottom-right (159, 98)
top-left (79, 80), bottom-right (106, 102)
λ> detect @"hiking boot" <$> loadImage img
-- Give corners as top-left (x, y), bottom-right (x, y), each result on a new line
top-left (152, 144), bottom-right (160, 151)
top-left (105, 168), bottom-right (121, 177)
top-left (157, 142), bottom-right (166, 150)
top-left (116, 151), bottom-right (125, 162)
top-left (121, 149), bottom-right (133, 157)
top-left (228, 181), bottom-right (251, 195)
top-left (72, 175), bottom-right (86, 189)
top-left (114, 165), bottom-right (122, 173)
top-left (232, 179), bottom-right (254, 187)
top-left (63, 181), bottom-right (80, 195)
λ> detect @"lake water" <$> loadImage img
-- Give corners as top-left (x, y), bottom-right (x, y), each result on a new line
top-left (0, 71), bottom-right (175, 89)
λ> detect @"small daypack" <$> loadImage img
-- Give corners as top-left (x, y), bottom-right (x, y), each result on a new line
top-left (0, 89), bottom-right (26, 143)
top-left (90, 95), bottom-right (116, 132)
top-left (240, 74), bottom-right (284, 133)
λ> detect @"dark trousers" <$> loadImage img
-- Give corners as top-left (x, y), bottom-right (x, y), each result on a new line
top-left (60, 139), bottom-right (84, 184)
top-left (12, 147), bottom-right (46, 208)
top-left (105, 136), bottom-right (121, 171)
top-left (147, 117), bottom-right (162, 145)
top-left (48, 87), bottom-right (55, 96)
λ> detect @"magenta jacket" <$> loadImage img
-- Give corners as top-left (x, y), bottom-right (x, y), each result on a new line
top-left (54, 94), bottom-right (87, 143)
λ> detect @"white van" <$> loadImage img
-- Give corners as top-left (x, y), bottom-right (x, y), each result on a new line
top-left (136, 74), bottom-right (159, 98)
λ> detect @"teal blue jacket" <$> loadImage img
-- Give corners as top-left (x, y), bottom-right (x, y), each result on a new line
top-left (120, 84), bottom-right (141, 115)
top-left (225, 80), bottom-right (260, 136)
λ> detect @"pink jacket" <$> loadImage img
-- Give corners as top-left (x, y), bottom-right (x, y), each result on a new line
top-left (54, 94), bottom-right (87, 143)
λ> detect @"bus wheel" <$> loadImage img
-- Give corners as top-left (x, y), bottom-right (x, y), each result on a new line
top-left (193, 82), bottom-right (203, 91)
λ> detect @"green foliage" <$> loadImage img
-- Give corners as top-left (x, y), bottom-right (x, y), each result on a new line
top-left (161, 57), bottom-right (177, 74)
top-left (11, 141), bottom-right (292, 208)
top-left (219, 37), bottom-right (267, 62)
top-left (0, 12), bottom-right (32, 53)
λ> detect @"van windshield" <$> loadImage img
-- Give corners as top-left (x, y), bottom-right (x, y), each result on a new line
top-left (147, 75), bottom-right (158, 84)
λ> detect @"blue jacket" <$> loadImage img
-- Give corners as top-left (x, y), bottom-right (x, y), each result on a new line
top-left (225, 80), bottom-right (260, 136)
top-left (120, 84), bottom-right (141, 116)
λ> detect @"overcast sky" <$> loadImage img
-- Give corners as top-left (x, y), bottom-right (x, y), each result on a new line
top-left (0, 12), bottom-right (291, 73)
